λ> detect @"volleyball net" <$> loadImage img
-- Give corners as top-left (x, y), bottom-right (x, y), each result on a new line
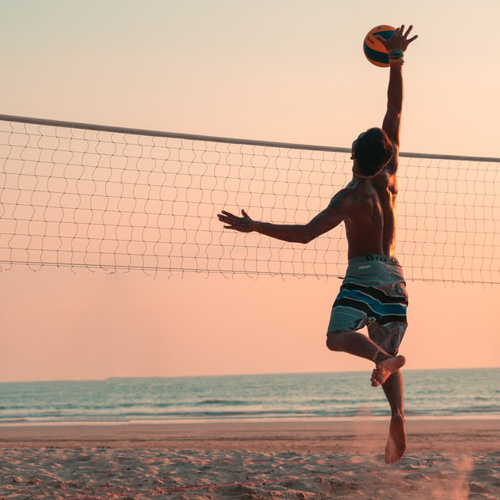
top-left (0, 114), bottom-right (498, 284)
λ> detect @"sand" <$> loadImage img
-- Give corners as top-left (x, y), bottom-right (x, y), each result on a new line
top-left (0, 419), bottom-right (499, 499)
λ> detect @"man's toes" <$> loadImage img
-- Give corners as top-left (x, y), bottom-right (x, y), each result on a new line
top-left (370, 368), bottom-right (381, 387)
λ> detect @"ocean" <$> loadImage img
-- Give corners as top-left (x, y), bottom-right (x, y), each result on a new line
top-left (0, 368), bottom-right (498, 425)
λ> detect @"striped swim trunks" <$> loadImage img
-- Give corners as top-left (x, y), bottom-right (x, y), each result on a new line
top-left (327, 254), bottom-right (408, 355)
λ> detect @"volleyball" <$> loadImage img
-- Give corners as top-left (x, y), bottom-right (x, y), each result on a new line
top-left (363, 25), bottom-right (395, 67)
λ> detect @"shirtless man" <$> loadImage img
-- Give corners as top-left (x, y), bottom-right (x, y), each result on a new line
top-left (218, 25), bottom-right (418, 463)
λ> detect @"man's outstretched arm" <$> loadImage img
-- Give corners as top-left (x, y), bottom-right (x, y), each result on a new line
top-left (379, 25), bottom-right (418, 148)
top-left (218, 189), bottom-right (352, 244)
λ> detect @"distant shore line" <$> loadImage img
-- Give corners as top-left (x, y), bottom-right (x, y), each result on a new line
top-left (2, 414), bottom-right (500, 427)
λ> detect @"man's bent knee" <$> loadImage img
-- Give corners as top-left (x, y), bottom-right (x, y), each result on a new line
top-left (326, 331), bottom-right (346, 351)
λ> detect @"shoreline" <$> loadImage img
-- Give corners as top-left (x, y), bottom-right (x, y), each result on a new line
top-left (1, 418), bottom-right (499, 453)
top-left (2, 413), bottom-right (500, 427)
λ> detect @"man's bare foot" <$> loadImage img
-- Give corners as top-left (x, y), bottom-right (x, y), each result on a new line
top-left (371, 355), bottom-right (406, 387)
top-left (385, 413), bottom-right (406, 463)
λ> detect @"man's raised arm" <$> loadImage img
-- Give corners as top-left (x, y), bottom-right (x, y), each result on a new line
top-left (378, 25), bottom-right (418, 148)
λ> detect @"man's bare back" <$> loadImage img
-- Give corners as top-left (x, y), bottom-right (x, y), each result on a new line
top-left (333, 164), bottom-right (398, 260)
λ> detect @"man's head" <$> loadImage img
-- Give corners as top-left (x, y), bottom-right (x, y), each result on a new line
top-left (351, 128), bottom-right (393, 178)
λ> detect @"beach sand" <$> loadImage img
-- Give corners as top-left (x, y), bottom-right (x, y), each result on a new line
top-left (0, 419), bottom-right (499, 499)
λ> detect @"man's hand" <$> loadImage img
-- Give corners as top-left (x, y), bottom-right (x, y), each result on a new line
top-left (376, 25), bottom-right (418, 53)
top-left (218, 209), bottom-right (254, 233)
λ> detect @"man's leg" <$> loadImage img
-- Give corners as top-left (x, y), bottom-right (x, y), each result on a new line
top-left (368, 320), bottom-right (408, 463)
top-left (326, 330), bottom-right (406, 386)
top-left (382, 370), bottom-right (406, 463)
top-left (327, 330), bottom-right (407, 463)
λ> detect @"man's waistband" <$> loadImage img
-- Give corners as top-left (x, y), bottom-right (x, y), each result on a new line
top-left (348, 254), bottom-right (401, 266)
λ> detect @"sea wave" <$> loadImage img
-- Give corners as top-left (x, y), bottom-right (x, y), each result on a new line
top-left (0, 369), bottom-right (498, 424)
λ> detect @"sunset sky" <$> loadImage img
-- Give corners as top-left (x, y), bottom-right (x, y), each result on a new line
top-left (0, 0), bottom-right (498, 382)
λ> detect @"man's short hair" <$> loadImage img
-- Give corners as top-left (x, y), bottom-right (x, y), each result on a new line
top-left (352, 128), bottom-right (393, 177)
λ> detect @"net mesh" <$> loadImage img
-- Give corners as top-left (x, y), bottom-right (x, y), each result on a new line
top-left (0, 115), bottom-right (498, 284)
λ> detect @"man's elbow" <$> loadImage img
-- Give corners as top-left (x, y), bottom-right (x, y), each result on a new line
top-left (298, 228), bottom-right (317, 244)
top-left (387, 104), bottom-right (402, 118)
top-left (296, 236), bottom-right (312, 245)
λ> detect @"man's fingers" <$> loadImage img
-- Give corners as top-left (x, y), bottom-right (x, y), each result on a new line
top-left (218, 211), bottom-right (237, 221)
top-left (224, 224), bottom-right (247, 232)
top-left (218, 216), bottom-right (234, 225)
top-left (403, 25), bottom-right (418, 44)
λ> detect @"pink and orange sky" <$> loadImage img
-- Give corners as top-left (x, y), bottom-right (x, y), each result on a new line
top-left (0, 1), bottom-right (498, 382)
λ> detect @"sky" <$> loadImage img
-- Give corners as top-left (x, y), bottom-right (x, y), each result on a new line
top-left (0, 0), bottom-right (499, 382)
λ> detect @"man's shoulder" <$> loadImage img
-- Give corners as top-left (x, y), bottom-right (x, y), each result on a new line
top-left (384, 143), bottom-right (400, 175)
top-left (326, 187), bottom-right (355, 213)
top-left (328, 184), bottom-right (372, 213)
top-left (373, 165), bottom-right (398, 191)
